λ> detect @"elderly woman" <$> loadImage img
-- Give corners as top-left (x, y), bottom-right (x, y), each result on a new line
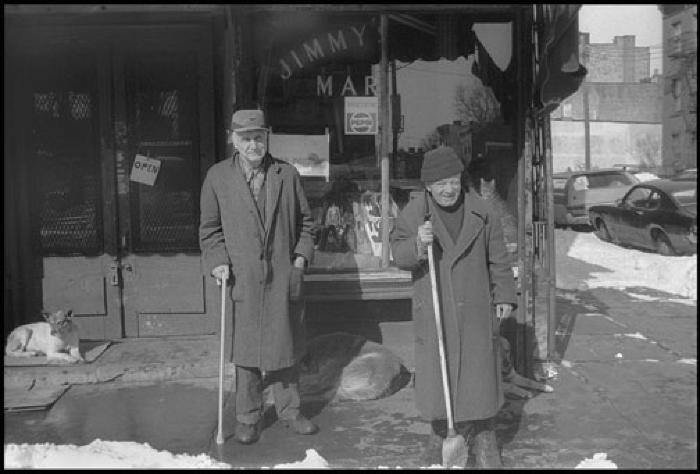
top-left (390, 146), bottom-right (517, 468)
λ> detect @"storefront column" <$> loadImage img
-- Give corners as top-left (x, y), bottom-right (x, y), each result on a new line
top-left (379, 13), bottom-right (391, 268)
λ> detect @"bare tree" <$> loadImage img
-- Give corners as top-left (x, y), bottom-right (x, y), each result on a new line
top-left (454, 81), bottom-right (502, 128)
top-left (421, 78), bottom-right (503, 150)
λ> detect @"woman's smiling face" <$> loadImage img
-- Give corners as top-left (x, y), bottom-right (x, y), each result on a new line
top-left (428, 173), bottom-right (462, 207)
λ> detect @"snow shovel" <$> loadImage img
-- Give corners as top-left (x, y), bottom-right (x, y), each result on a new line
top-left (426, 232), bottom-right (469, 468)
top-left (216, 272), bottom-right (229, 445)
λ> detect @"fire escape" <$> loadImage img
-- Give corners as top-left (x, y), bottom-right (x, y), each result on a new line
top-left (668, 31), bottom-right (697, 136)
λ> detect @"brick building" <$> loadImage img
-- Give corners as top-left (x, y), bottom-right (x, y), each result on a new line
top-left (579, 33), bottom-right (653, 83)
top-left (551, 33), bottom-right (663, 173)
top-left (658, 4), bottom-right (697, 175)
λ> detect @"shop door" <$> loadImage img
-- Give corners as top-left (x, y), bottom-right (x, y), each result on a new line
top-left (17, 40), bottom-right (123, 340)
top-left (14, 25), bottom-right (217, 338)
top-left (112, 28), bottom-right (218, 337)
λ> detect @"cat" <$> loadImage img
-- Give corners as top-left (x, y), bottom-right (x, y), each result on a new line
top-left (479, 177), bottom-right (518, 255)
top-left (5, 309), bottom-right (84, 363)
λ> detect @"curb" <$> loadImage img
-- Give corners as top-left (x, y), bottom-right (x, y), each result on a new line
top-left (4, 361), bottom-right (237, 389)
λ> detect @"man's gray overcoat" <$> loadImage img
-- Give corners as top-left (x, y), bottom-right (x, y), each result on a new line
top-left (390, 191), bottom-right (517, 422)
top-left (199, 154), bottom-right (314, 371)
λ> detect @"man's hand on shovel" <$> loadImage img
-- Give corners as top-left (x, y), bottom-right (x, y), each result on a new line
top-left (417, 220), bottom-right (434, 255)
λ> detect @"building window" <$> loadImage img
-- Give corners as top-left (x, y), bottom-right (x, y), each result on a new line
top-left (672, 78), bottom-right (682, 112)
top-left (671, 132), bottom-right (681, 157)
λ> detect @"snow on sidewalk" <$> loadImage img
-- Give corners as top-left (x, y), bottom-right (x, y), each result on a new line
top-left (4, 440), bottom-right (231, 469)
top-left (566, 232), bottom-right (697, 301)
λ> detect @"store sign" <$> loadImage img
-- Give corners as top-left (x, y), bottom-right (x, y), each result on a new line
top-left (344, 97), bottom-right (378, 135)
top-left (277, 23), bottom-right (378, 80)
top-left (130, 154), bottom-right (161, 186)
top-left (316, 74), bottom-right (376, 97)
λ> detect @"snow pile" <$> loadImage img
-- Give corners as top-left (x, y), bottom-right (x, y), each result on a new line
top-left (4, 440), bottom-right (230, 469)
top-left (575, 452), bottom-right (618, 469)
top-left (622, 332), bottom-right (648, 340)
top-left (633, 172), bottom-right (659, 182)
top-left (567, 232), bottom-right (697, 300)
top-left (272, 449), bottom-right (330, 469)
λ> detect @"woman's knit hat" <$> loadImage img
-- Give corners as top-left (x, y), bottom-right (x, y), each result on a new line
top-left (420, 146), bottom-right (464, 185)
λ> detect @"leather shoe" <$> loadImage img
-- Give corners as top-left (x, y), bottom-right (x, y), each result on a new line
top-left (284, 415), bottom-right (319, 435)
top-left (234, 421), bottom-right (260, 444)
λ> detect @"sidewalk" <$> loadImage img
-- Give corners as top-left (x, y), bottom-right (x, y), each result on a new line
top-left (3, 289), bottom-right (698, 469)
top-left (4, 335), bottom-right (234, 390)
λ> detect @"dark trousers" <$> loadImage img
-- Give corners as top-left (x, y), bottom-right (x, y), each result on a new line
top-left (235, 364), bottom-right (301, 424)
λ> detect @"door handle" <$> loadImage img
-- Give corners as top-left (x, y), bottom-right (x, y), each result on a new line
top-left (109, 263), bottom-right (120, 287)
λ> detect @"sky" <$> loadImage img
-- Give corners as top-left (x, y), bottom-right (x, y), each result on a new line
top-left (578, 4), bottom-right (664, 73)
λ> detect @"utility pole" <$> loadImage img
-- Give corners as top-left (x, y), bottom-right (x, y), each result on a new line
top-left (391, 59), bottom-right (399, 178)
top-left (583, 83), bottom-right (591, 170)
top-left (379, 14), bottom-right (390, 268)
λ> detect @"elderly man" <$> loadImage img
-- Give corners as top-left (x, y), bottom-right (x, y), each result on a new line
top-left (199, 109), bottom-right (317, 444)
top-left (390, 146), bottom-right (517, 467)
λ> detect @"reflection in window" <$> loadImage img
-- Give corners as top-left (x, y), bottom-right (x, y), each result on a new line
top-left (251, 13), bottom-right (515, 271)
top-left (625, 187), bottom-right (652, 208)
top-left (647, 191), bottom-right (662, 210)
top-left (572, 176), bottom-right (589, 190)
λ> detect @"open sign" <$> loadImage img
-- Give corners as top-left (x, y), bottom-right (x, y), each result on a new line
top-left (130, 155), bottom-right (161, 186)
top-left (344, 97), bottom-right (378, 135)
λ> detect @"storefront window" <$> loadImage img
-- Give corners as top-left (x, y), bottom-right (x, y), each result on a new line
top-left (249, 12), bottom-right (517, 271)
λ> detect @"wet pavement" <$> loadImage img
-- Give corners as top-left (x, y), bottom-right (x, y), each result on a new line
top-left (4, 286), bottom-right (697, 469)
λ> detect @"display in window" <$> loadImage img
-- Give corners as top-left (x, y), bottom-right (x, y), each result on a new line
top-left (269, 132), bottom-right (330, 180)
top-left (311, 176), bottom-right (399, 270)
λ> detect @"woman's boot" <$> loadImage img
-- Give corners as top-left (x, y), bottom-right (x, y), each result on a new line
top-left (472, 417), bottom-right (503, 468)
top-left (421, 432), bottom-right (444, 467)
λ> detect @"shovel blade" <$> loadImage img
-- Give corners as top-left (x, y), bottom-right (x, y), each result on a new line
top-left (442, 434), bottom-right (468, 468)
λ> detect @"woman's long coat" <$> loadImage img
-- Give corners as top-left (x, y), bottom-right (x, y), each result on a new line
top-left (390, 190), bottom-right (517, 422)
top-left (199, 153), bottom-right (314, 371)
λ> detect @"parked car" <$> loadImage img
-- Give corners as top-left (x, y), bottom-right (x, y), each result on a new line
top-left (553, 169), bottom-right (640, 229)
top-left (672, 168), bottom-right (697, 181)
top-left (588, 179), bottom-right (697, 256)
top-left (611, 165), bottom-right (660, 182)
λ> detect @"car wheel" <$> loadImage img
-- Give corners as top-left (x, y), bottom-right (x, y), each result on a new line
top-left (595, 218), bottom-right (612, 242)
top-left (654, 232), bottom-right (677, 256)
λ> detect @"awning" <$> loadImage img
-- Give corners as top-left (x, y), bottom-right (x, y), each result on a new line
top-left (387, 13), bottom-right (475, 62)
top-left (534, 4), bottom-right (588, 114)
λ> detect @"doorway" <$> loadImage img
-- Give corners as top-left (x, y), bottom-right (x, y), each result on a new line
top-left (7, 23), bottom-right (218, 338)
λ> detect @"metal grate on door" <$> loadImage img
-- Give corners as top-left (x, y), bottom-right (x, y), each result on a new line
top-left (30, 60), bottom-right (104, 256)
top-left (125, 53), bottom-right (201, 253)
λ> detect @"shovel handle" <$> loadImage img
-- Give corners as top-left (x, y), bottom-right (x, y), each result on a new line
top-left (216, 273), bottom-right (228, 445)
top-left (427, 242), bottom-right (456, 433)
